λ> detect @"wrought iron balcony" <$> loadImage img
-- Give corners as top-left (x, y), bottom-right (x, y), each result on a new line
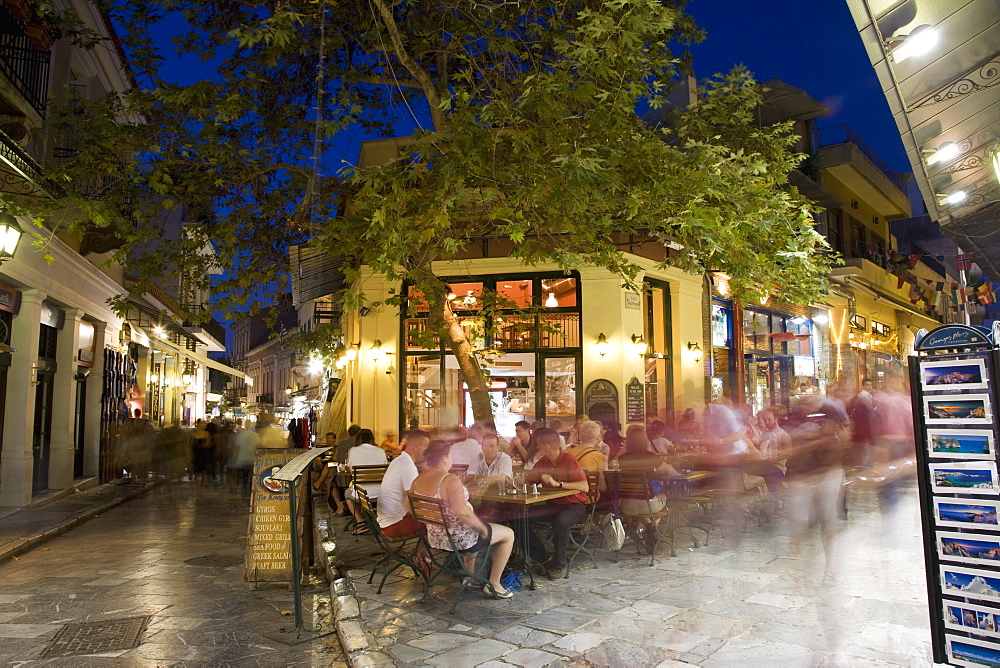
top-left (0, 9), bottom-right (51, 117)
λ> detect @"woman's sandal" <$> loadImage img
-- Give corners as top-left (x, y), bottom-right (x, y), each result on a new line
top-left (483, 585), bottom-right (513, 600)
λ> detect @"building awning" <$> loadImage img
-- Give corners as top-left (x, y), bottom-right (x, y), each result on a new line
top-left (846, 0), bottom-right (1000, 274)
top-left (137, 325), bottom-right (250, 382)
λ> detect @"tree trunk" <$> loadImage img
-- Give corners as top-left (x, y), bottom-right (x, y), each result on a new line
top-left (422, 276), bottom-right (494, 425)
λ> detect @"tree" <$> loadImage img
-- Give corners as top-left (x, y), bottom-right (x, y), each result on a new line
top-left (14, 0), bottom-right (835, 423)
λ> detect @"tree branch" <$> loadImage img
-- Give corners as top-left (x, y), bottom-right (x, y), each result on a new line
top-left (369, 0), bottom-right (445, 129)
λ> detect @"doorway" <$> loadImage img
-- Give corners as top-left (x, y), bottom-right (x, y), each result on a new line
top-left (745, 354), bottom-right (792, 414)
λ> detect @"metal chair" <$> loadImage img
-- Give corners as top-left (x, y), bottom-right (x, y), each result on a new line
top-left (565, 471), bottom-right (601, 577)
top-left (605, 470), bottom-right (675, 565)
top-left (407, 492), bottom-right (496, 613)
top-left (355, 487), bottom-right (425, 594)
top-left (346, 464), bottom-right (388, 534)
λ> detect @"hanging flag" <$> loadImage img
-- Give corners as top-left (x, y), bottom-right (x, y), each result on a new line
top-left (910, 284), bottom-right (922, 303)
top-left (957, 254), bottom-right (972, 272)
top-left (908, 253), bottom-right (920, 268)
top-left (936, 282), bottom-right (945, 292)
top-left (897, 275), bottom-right (906, 290)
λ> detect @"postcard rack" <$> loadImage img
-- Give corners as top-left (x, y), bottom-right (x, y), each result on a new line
top-left (911, 324), bottom-right (1000, 666)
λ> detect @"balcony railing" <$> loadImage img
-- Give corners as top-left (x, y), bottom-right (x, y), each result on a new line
top-left (817, 124), bottom-right (909, 193)
top-left (0, 7), bottom-right (51, 117)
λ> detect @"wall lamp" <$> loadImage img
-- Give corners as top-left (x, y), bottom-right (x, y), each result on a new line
top-left (344, 342), bottom-right (360, 361)
top-left (370, 339), bottom-right (388, 362)
top-left (594, 333), bottom-right (610, 357)
top-left (687, 342), bottom-right (703, 363)
top-left (630, 334), bottom-right (648, 357)
top-left (182, 361), bottom-right (195, 385)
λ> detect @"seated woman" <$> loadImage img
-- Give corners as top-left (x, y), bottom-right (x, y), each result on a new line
top-left (345, 429), bottom-right (388, 533)
top-left (617, 425), bottom-right (677, 552)
top-left (409, 440), bottom-right (516, 599)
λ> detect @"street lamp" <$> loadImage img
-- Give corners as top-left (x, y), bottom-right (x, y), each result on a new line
top-left (0, 213), bottom-right (23, 262)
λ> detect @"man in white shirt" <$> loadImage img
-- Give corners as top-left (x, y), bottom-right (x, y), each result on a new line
top-left (377, 429), bottom-right (430, 538)
top-left (345, 430), bottom-right (388, 527)
top-left (467, 434), bottom-right (513, 484)
top-left (449, 424), bottom-right (483, 469)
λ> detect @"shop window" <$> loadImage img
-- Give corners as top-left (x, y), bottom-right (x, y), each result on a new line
top-left (539, 313), bottom-right (580, 348)
top-left (540, 278), bottom-right (577, 308)
top-left (494, 314), bottom-right (535, 349)
top-left (405, 318), bottom-right (438, 350)
top-left (744, 310), bottom-right (770, 352)
top-left (544, 357), bottom-right (577, 419)
top-left (711, 303), bottom-right (730, 348)
top-left (404, 355), bottom-right (443, 428)
top-left (449, 282), bottom-right (484, 311)
top-left (496, 280), bottom-right (532, 308)
top-left (642, 279), bottom-right (672, 422)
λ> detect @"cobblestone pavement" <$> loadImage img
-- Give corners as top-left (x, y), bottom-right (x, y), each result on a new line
top-left (333, 481), bottom-right (932, 667)
top-left (0, 483), bottom-right (346, 666)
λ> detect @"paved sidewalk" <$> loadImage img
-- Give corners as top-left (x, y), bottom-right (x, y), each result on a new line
top-left (0, 478), bottom-right (162, 562)
top-left (0, 483), bottom-right (346, 666)
top-left (330, 482), bottom-right (933, 667)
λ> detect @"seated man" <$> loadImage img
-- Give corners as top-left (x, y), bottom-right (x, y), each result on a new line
top-left (524, 428), bottom-right (588, 580)
top-left (377, 429), bottom-right (430, 538)
top-left (566, 420), bottom-right (608, 472)
top-left (449, 424), bottom-right (483, 470)
top-left (467, 433), bottom-right (513, 486)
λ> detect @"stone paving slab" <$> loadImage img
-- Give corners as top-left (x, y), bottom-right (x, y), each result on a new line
top-left (328, 481), bottom-right (935, 667)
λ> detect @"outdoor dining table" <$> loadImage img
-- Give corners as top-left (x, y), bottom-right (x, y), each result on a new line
top-left (467, 485), bottom-right (578, 590)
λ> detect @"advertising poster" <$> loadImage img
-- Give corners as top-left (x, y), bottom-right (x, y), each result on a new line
top-left (928, 429), bottom-right (996, 461)
top-left (921, 358), bottom-right (989, 393)
top-left (244, 449), bottom-right (300, 582)
top-left (944, 600), bottom-right (1000, 640)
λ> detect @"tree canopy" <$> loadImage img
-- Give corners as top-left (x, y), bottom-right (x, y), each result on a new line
top-left (13, 0), bottom-right (836, 421)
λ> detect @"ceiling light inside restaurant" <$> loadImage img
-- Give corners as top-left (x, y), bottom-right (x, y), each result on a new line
top-left (545, 292), bottom-right (558, 307)
top-left (890, 25), bottom-right (938, 62)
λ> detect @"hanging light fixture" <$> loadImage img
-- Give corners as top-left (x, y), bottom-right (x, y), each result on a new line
top-left (545, 292), bottom-right (558, 307)
top-left (0, 212), bottom-right (23, 261)
top-left (181, 361), bottom-right (195, 385)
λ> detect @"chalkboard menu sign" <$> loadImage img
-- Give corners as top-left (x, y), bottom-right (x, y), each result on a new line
top-left (625, 376), bottom-right (644, 423)
top-left (244, 448), bottom-right (300, 582)
top-left (911, 325), bottom-right (1000, 666)
top-left (585, 379), bottom-right (619, 424)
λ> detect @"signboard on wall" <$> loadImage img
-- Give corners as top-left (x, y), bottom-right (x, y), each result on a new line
top-left (625, 376), bottom-right (644, 423)
top-left (244, 448), bottom-right (300, 582)
top-left (584, 379), bottom-right (619, 424)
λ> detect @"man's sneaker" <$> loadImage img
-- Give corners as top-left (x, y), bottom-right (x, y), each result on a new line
top-left (547, 567), bottom-right (565, 580)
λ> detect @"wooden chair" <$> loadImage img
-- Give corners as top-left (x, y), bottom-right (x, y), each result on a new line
top-left (605, 470), bottom-right (675, 565)
top-left (346, 464), bottom-right (388, 533)
top-left (355, 487), bottom-right (426, 594)
top-left (565, 471), bottom-right (601, 577)
top-left (407, 492), bottom-right (496, 613)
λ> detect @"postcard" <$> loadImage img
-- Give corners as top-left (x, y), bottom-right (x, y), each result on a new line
top-left (944, 600), bottom-right (1000, 639)
top-left (941, 564), bottom-right (1000, 604)
top-left (929, 429), bottom-right (996, 460)
top-left (938, 531), bottom-right (1000, 566)
top-left (946, 634), bottom-right (1000, 668)
top-left (935, 499), bottom-right (1000, 529)
top-left (931, 462), bottom-right (1000, 495)
top-left (921, 358), bottom-right (989, 392)
top-left (925, 394), bottom-right (994, 425)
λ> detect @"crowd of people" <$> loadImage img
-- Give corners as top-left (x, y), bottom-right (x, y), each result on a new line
top-left (315, 378), bottom-right (917, 598)
top-left (108, 411), bottom-right (296, 495)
